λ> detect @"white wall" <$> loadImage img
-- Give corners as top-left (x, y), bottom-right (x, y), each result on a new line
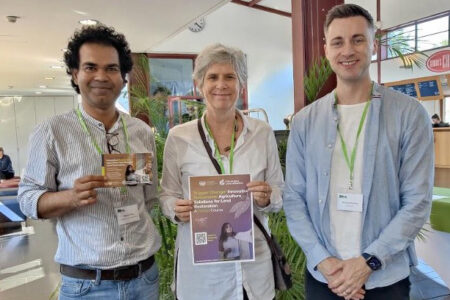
top-left (371, 47), bottom-right (450, 84)
top-left (152, 3), bottom-right (293, 130)
top-left (0, 96), bottom-right (76, 176)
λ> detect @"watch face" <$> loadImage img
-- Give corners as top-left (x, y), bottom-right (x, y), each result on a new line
top-left (367, 256), bottom-right (382, 270)
top-left (189, 18), bottom-right (205, 33)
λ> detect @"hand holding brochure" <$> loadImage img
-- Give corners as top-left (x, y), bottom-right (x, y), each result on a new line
top-left (102, 153), bottom-right (153, 187)
top-left (189, 174), bottom-right (254, 265)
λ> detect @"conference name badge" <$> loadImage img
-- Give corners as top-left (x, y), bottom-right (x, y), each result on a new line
top-left (336, 193), bottom-right (363, 212)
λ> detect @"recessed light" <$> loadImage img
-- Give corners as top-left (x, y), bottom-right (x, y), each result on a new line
top-left (79, 19), bottom-right (99, 26)
top-left (39, 85), bottom-right (47, 89)
top-left (35, 91), bottom-right (42, 94)
top-left (44, 77), bottom-right (55, 80)
top-left (51, 65), bottom-right (63, 69)
top-left (73, 10), bottom-right (88, 16)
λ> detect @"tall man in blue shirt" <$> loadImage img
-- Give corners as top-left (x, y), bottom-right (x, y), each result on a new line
top-left (284, 4), bottom-right (433, 300)
top-left (18, 25), bottom-right (161, 299)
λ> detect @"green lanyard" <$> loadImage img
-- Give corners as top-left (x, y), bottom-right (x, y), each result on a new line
top-left (76, 108), bottom-right (131, 155)
top-left (335, 83), bottom-right (373, 190)
top-left (204, 117), bottom-right (236, 174)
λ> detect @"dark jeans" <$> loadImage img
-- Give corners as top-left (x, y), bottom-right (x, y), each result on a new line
top-left (305, 270), bottom-right (410, 300)
top-left (0, 171), bottom-right (14, 180)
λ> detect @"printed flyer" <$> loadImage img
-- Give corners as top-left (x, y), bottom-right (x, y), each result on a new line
top-left (102, 153), bottom-right (153, 187)
top-left (189, 174), bottom-right (254, 265)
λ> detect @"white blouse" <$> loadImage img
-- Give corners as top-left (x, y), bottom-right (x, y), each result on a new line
top-left (160, 110), bottom-right (284, 300)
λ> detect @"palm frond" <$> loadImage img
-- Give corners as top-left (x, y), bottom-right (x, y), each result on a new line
top-left (304, 57), bottom-right (333, 104)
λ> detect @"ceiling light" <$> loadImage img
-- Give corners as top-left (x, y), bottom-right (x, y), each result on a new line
top-left (44, 77), bottom-right (55, 80)
top-left (39, 85), bottom-right (47, 89)
top-left (79, 19), bottom-right (98, 26)
top-left (35, 91), bottom-right (42, 94)
top-left (51, 65), bottom-right (63, 69)
top-left (73, 10), bottom-right (88, 16)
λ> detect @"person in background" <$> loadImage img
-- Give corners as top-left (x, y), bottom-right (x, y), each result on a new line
top-left (0, 147), bottom-right (15, 180)
top-left (18, 25), bottom-right (160, 300)
top-left (431, 113), bottom-right (449, 127)
top-left (284, 4), bottom-right (433, 300)
top-left (160, 43), bottom-right (284, 300)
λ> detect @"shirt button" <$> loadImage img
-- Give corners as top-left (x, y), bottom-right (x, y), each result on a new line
top-left (120, 237), bottom-right (124, 241)
top-left (319, 199), bottom-right (323, 203)
top-left (328, 144), bottom-right (333, 148)
top-left (334, 117), bottom-right (338, 122)
top-left (323, 172), bottom-right (328, 176)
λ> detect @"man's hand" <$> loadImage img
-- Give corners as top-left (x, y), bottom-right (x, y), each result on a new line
top-left (69, 175), bottom-right (107, 208)
top-left (318, 257), bottom-right (366, 300)
top-left (37, 175), bottom-right (107, 218)
top-left (328, 256), bottom-right (372, 299)
top-left (174, 199), bottom-right (194, 222)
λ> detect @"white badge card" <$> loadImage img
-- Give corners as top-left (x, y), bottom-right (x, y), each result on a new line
top-left (115, 204), bottom-right (140, 225)
top-left (336, 193), bottom-right (363, 212)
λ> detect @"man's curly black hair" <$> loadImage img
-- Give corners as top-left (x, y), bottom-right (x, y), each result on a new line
top-left (64, 25), bottom-right (133, 94)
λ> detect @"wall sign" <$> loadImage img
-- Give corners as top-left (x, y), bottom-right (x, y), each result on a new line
top-left (384, 75), bottom-right (443, 101)
top-left (426, 50), bottom-right (450, 73)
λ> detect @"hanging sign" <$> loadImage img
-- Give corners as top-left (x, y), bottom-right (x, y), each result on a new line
top-left (426, 50), bottom-right (450, 73)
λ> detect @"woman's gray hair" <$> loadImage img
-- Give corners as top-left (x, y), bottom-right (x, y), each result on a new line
top-left (193, 43), bottom-right (247, 90)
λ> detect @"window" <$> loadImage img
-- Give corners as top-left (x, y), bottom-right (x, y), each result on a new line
top-left (383, 12), bottom-right (449, 60)
top-left (417, 16), bottom-right (449, 51)
top-left (149, 58), bottom-right (196, 96)
top-left (386, 25), bottom-right (415, 58)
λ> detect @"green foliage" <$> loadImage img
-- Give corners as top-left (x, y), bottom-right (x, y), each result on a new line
top-left (377, 32), bottom-right (428, 70)
top-left (151, 204), bottom-right (177, 300)
top-left (271, 210), bottom-right (307, 300)
top-left (277, 138), bottom-right (288, 176)
top-left (304, 57), bottom-right (333, 104)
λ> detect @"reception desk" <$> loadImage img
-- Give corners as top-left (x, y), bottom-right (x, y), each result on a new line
top-left (434, 127), bottom-right (450, 188)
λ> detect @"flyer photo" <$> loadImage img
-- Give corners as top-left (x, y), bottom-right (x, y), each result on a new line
top-left (189, 174), bottom-right (254, 265)
top-left (102, 152), bottom-right (153, 187)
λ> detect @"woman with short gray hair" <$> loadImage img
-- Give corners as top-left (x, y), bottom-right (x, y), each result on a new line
top-left (160, 43), bottom-right (283, 300)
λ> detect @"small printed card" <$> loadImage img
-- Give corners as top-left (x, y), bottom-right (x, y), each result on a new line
top-left (189, 174), bottom-right (254, 265)
top-left (102, 153), bottom-right (153, 187)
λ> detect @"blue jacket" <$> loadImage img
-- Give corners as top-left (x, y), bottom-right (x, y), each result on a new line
top-left (0, 154), bottom-right (14, 173)
top-left (284, 83), bottom-right (434, 289)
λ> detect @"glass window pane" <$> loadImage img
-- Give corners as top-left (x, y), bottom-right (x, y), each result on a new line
top-left (417, 16), bottom-right (449, 37)
top-left (418, 31), bottom-right (449, 51)
top-left (387, 25), bottom-right (415, 58)
top-left (149, 58), bottom-right (194, 96)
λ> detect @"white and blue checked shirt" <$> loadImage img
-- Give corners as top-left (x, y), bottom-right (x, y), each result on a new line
top-left (18, 106), bottom-right (161, 269)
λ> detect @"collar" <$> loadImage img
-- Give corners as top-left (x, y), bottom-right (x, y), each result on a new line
top-left (77, 104), bottom-right (123, 132)
top-left (330, 81), bottom-right (383, 110)
top-left (201, 109), bottom-right (251, 142)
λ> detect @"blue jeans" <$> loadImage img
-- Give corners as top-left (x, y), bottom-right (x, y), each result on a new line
top-left (59, 262), bottom-right (159, 300)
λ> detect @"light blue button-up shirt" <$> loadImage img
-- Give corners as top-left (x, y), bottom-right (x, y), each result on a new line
top-left (284, 83), bottom-right (434, 289)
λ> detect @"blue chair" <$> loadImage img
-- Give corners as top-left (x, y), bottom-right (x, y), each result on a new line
top-left (0, 195), bottom-right (26, 222)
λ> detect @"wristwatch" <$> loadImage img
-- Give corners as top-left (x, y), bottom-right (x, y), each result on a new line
top-left (362, 253), bottom-right (382, 271)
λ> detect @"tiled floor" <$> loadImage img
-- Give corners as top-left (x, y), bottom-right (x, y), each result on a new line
top-left (0, 219), bottom-right (60, 300)
top-left (0, 219), bottom-right (449, 299)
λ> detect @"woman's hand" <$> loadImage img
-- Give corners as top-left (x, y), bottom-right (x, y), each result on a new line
top-left (247, 181), bottom-right (272, 208)
top-left (174, 199), bottom-right (194, 222)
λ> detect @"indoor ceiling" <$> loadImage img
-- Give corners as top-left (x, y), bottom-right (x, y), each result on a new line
top-left (0, 0), bottom-right (230, 96)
